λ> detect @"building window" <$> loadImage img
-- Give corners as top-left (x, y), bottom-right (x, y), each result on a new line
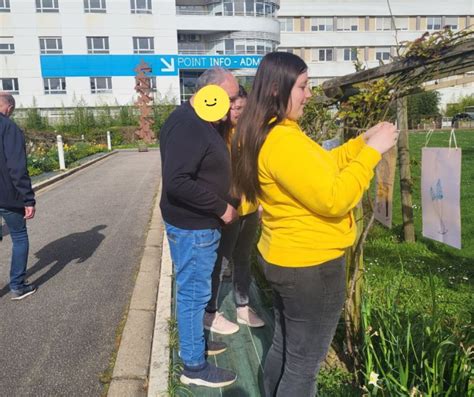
top-left (44, 77), bottom-right (66, 94)
top-left (376, 17), bottom-right (392, 31)
top-left (39, 37), bottom-right (63, 54)
top-left (223, 0), bottom-right (233, 16)
top-left (245, 0), bottom-right (254, 16)
top-left (311, 17), bottom-right (333, 31)
top-left (0, 37), bottom-right (14, 54)
top-left (313, 48), bottom-right (333, 62)
top-left (90, 77), bottom-right (112, 94)
top-left (336, 17), bottom-right (358, 31)
top-left (375, 47), bottom-right (391, 61)
top-left (444, 16), bottom-right (458, 30)
top-left (133, 37), bottom-right (154, 54)
top-left (36, 0), bottom-right (59, 12)
top-left (393, 17), bottom-right (409, 31)
top-left (0, 0), bottom-right (10, 12)
top-left (235, 41), bottom-right (245, 54)
top-left (343, 48), bottom-right (358, 61)
top-left (0, 78), bottom-right (19, 94)
top-left (280, 18), bottom-right (293, 32)
top-left (87, 36), bottom-right (109, 54)
top-left (427, 16), bottom-right (442, 30)
top-left (264, 1), bottom-right (274, 17)
top-left (131, 0), bottom-right (151, 14)
top-left (84, 0), bottom-right (106, 13)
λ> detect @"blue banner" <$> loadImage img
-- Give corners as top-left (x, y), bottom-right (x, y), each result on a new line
top-left (40, 54), bottom-right (263, 77)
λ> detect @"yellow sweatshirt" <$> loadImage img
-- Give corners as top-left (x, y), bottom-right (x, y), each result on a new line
top-left (257, 119), bottom-right (381, 267)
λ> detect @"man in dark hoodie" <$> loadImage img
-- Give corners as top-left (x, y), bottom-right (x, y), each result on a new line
top-left (0, 92), bottom-right (37, 300)
top-left (160, 67), bottom-right (239, 388)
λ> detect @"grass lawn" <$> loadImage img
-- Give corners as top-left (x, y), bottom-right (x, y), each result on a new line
top-left (365, 129), bottom-right (473, 322)
top-left (355, 129), bottom-right (473, 396)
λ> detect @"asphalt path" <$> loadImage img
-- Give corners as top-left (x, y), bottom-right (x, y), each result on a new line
top-left (0, 151), bottom-right (161, 396)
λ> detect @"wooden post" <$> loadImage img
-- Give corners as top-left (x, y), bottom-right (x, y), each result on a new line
top-left (345, 202), bottom-right (364, 330)
top-left (397, 97), bottom-right (416, 242)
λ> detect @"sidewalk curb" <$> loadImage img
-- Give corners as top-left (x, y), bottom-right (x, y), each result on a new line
top-left (147, 221), bottom-right (172, 396)
top-left (32, 150), bottom-right (118, 192)
top-left (107, 182), bottom-right (164, 397)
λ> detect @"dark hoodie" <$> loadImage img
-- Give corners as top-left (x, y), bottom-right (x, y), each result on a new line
top-left (0, 113), bottom-right (35, 210)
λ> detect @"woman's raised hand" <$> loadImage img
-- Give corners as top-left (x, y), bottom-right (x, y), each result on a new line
top-left (365, 122), bottom-right (398, 155)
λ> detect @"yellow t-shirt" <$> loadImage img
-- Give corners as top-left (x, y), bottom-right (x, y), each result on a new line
top-left (257, 119), bottom-right (381, 267)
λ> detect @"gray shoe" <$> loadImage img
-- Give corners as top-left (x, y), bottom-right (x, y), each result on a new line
top-left (180, 362), bottom-right (236, 388)
top-left (11, 284), bottom-right (37, 301)
top-left (205, 340), bottom-right (227, 356)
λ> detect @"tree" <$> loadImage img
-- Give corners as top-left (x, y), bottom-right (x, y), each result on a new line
top-left (445, 94), bottom-right (474, 117)
top-left (407, 91), bottom-right (440, 128)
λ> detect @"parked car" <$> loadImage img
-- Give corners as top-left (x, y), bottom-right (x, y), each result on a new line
top-left (451, 112), bottom-right (474, 127)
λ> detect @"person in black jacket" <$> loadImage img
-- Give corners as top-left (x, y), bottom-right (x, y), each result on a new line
top-left (0, 92), bottom-right (37, 300)
top-left (160, 67), bottom-right (239, 388)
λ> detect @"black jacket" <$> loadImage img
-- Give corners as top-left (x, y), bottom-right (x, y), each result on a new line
top-left (159, 101), bottom-right (233, 230)
top-left (0, 114), bottom-right (35, 209)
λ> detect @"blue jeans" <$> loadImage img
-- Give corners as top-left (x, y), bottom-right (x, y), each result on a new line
top-left (0, 208), bottom-right (29, 291)
top-left (164, 222), bottom-right (221, 368)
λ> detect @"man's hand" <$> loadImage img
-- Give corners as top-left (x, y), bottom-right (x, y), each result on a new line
top-left (220, 203), bottom-right (238, 225)
top-left (24, 206), bottom-right (35, 220)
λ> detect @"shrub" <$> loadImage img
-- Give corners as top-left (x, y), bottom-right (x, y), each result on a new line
top-left (27, 142), bottom-right (107, 175)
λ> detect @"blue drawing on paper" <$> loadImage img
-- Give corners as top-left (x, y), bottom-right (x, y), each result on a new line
top-left (430, 179), bottom-right (444, 201)
top-left (430, 178), bottom-right (448, 235)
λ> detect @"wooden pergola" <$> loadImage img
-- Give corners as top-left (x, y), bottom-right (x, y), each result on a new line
top-left (314, 36), bottom-right (474, 355)
top-left (320, 38), bottom-right (474, 103)
top-left (319, 37), bottom-right (474, 243)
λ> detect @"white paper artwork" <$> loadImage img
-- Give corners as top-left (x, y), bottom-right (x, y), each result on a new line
top-left (421, 147), bottom-right (462, 249)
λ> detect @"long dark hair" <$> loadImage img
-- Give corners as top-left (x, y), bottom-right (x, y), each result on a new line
top-left (230, 52), bottom-right (307, 203)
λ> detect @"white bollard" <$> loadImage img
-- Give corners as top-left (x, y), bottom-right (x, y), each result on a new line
top-left (57, 135), bottom-right (66, 170)
top-left (106, 130), bottom-right (112, 151)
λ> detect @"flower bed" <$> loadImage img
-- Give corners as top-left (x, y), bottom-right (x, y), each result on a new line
top-left (28, 142), bottom-right (107, 176)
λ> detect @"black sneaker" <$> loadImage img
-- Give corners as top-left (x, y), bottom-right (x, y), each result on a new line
top-left (205, 340), bottom-right (227, 356)
top-left (180, 362), bottom-right (237, 388)
top-left (11, 284), bottom-right (37, 301)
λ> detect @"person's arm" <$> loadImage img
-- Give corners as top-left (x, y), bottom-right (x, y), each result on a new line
top-left (162, 120), bottom-right (229, 218)
top-left (328, 134), bottom-right (366, 170)
top-left (266, 133), bottom-right (381, 218)
top-left (4, 122), bottom-right (36, 207)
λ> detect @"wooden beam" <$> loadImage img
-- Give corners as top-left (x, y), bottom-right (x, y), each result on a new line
top-left (423, 74), bottom-right (474, 91)
top-left (321, 38), bottom-right (474, 100)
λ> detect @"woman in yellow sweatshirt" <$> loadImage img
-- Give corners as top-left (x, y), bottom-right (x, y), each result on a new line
top-left (231, 52), bottom-right (397, 396)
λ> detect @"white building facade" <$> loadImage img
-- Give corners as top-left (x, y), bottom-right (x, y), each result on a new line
top-left (1, 0), bottom-right (473, 111)
top-left (0, 0), bottom-right (280, 108)
top-left (277, 0), bottom-right (474, 109)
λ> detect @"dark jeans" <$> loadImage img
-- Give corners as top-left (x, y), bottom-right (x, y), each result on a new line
top-left (0, 208), bottom-right (29, 291)
top-left (260, 255), bottom-right (346, 397)
top-left (206, 211), bottom-right (259, 312)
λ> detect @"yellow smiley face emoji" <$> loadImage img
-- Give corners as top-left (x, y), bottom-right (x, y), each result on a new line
top-left (194, 85), bottom-right (230, 122)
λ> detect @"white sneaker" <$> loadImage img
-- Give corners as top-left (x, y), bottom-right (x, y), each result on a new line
top-left (237, 306), bottom-right (265, 328)
top-left (204, 311), bottom-right (239, 335)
